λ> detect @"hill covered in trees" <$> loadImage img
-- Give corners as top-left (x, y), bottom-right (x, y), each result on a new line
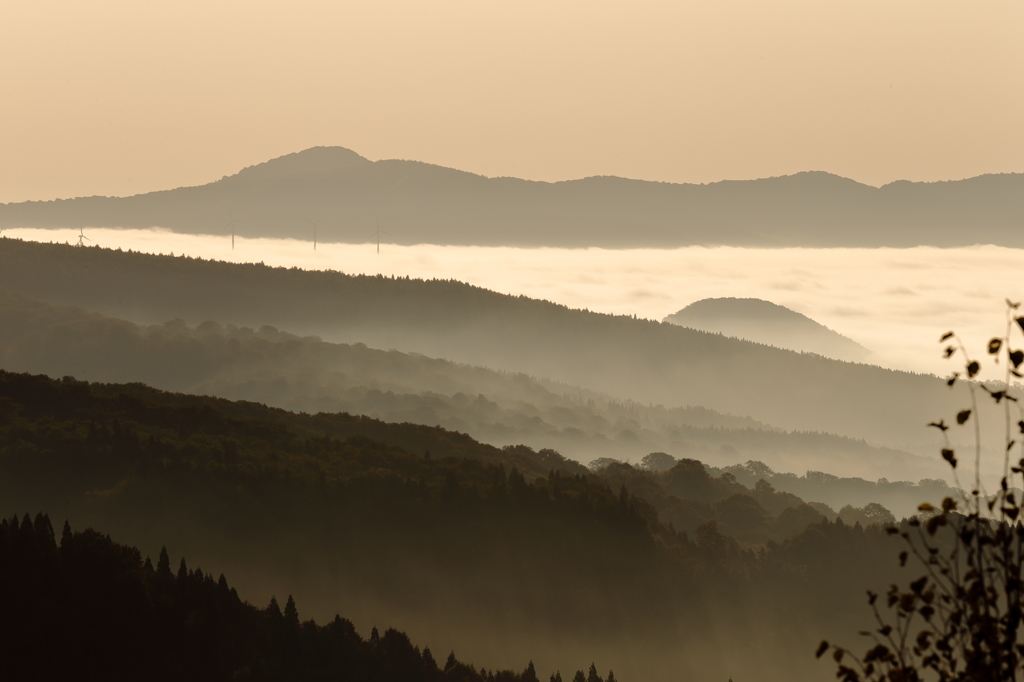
top-left (0, 511), bottom-right (611, 682)
top-left (0, 238), bottom-right (985, 462)
top-left (2, 146), bottom-right (1022, 248)
top-left (0, 368), bottom-right (925, 680)
top-left (0, 288), bottom-right (938, 484)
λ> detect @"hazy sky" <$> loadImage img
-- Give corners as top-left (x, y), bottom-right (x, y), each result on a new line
top-left (2, 0), bottom-right (1022, 203)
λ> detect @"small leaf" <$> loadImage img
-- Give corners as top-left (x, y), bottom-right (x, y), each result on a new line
top-left (1011, 350), bottom-right (1024, 369)
top-left (941, 449), bottom-right (957, 468)
top-left (944, 346), bottom-right (956, 358)
top-left (1017, 317), bottom-right (1024, 334)
top-left (816, 640), bottom-right (830, 658)
top-left (967, 361), bottom-right (980, 378)
top-left (929, 420), bottom-right (949, 432)
top-left (957, 410), bottom-right (971, 425)
top-left (989, 338), bottom-right (1004, 354)
top-left (1007, 299), bottom-right (1020, 310)
top-left (946, 372), bottom-right (960, 386)
top-left (899, 551), bottom-right (909, 566)
top-left (940, 331), bottom-right (955, 342)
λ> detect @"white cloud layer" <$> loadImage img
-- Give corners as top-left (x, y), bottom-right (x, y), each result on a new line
top-left (7, 227), bottom-right (1022, 381)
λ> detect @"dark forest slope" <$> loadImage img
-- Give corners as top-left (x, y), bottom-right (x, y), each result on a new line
top-left (0, 369), bottom-right (911, 681)
top-left (2, 512), bottom-right (585, 682)
top-left (1, 146), bottom-right (1022, 247)
top-left (0, 238), bottom-right (981, 456)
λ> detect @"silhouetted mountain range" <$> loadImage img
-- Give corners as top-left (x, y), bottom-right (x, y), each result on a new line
top-left (2, 147), bottom-right (1022, 247)
top-left (664, 298), bottom-right (870, 362)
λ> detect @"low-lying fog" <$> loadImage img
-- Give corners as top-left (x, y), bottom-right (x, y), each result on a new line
top-left (7, 227), bottom-right (1021, 379)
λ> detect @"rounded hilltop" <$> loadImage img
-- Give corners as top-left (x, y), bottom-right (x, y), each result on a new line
top-left (663, 297), bottom-right (870, 363)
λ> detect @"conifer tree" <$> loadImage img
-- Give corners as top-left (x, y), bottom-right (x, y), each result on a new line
top-left (34, 513), bottom-right (54, 551)
top-left (157, 546), bottom-right (171, 576)
top-left (283, 595), bottom-right (299, 628)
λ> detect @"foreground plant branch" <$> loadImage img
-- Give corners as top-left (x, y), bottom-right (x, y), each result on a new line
top-left (817, 300), bottom-right (1024, 682)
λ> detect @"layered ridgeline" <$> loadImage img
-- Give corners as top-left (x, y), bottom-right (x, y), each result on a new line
top-left (1, 146), bottom-right (1022, 248)
top-left (0, 239), bottom-right (988, 461)
top-left (1, 513), bottom-right (593, 682)
top-left (0, 288), bottom-right (937, 487)
top-left (0, 369), bottom-right (916, 681)
top-left (664, 298), bottom-right (870, 363)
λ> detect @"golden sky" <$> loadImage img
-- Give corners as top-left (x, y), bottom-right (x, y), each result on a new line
top-left (2, 0), bottom-right (1021, 203)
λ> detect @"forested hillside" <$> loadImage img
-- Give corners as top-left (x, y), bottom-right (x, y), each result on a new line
top-left (2, 146), bottom-right (1022, 248)
top-left (0, 512), bottom-right (608, 682)
top-left (0, 238), bottom-right (985, 461)
top-left (0, 288), bottom-right (937, 483)
top-left (0, 369), bottom-right (924, 680)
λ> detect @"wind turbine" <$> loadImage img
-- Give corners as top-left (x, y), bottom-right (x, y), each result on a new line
top-left (369, 222), bottom-right (392, 254)
top-left (225, 211), bottom-right (242, 250)
top-left (304, 216), bottom-right (324, 250)
top-left (76, 227), bottom-right (91, 247)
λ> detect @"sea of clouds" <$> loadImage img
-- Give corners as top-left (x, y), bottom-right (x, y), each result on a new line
top-left (7, 227), bottom-right (1023, 381)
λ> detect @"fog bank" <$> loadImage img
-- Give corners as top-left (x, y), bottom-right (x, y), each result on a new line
top-left (4, 228), bottom-right (1019, 379)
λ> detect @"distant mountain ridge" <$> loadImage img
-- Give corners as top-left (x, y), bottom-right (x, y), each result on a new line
top-left (1, 146), bottom-right (1022, 247)
top-left (664, 298), bottom-right (870, 362)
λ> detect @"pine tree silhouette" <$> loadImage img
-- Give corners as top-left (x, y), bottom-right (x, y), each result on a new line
top-left (157, 546), bottom-right (171, 576)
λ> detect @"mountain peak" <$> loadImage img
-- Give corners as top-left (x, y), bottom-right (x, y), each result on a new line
top-left (224, 146), bottom-right (371, 183)
top-left (664, 298), bottom-right (869, 362)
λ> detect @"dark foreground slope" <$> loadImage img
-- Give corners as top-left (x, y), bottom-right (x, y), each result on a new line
top-left (0, 369), bottom-right (915, 681)
top-left (2, 146), bottom-right (1022, 248)
top-left (0, 238), bottom-right (978, 455)
top-left (0, 289), bottom-right (936, 482)
top-left (0, 513), bottom-right (604, 682)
